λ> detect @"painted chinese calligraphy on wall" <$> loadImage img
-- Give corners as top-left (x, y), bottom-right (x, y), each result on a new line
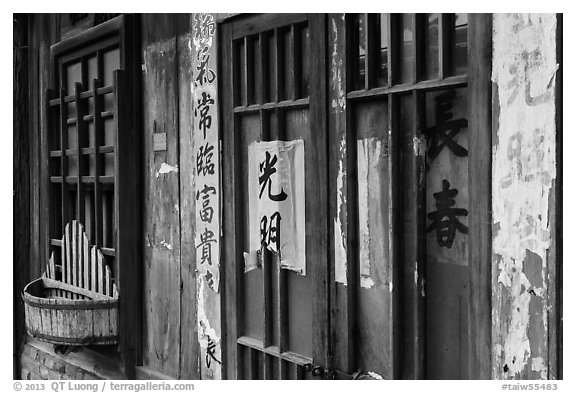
top-left (244, 140), bottom-right (306, 275)
top-left (192, 13), bottom-right (222, 380)
top-left (193, 13), bottom-right (220, 292)
top-left (424, 87), bottom-right (470, 378)
top-left (425, 88), bottom-right (469, 266)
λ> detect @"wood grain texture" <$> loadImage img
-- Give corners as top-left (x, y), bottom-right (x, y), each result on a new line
top-left (467, 13), bottom-right (492, 380)
top-left (175, 13), bottom-right (200, 380)
top-left (14, 13), bottom-right (30, 378)
top-left (141, 14), bottom-right (182, 378)
top-left (328, 13), bottom-right (357, 376)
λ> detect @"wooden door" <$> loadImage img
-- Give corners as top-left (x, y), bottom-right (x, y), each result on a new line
top-left (221, 14), bottom-right (329, 379)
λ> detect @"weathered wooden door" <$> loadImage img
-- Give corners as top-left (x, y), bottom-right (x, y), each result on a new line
top-left (220, 14), bottom-right (329, 379)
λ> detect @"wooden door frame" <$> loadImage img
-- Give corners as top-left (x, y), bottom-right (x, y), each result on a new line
top-left (219, 13), bottom-right (329, 380)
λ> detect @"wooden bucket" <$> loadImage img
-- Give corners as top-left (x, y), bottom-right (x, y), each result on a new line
top-left (22, 277), bottom-right (118, 345)
top-left (22, 220), bottom-right (119, 346)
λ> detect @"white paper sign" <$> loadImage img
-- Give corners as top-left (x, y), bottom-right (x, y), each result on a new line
top-left (245, 140), bottom-right (306, 275)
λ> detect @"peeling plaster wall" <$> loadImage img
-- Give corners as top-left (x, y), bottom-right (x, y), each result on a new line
top-left (492, 13), bottom-right (558, 380)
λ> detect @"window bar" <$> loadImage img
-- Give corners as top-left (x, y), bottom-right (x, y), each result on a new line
top-left (247, 347), bottom-right (259, 379)
top-left (291, 24), bottom-right (300, 100)
top-left (59, 87), bottom-right (70, 241)
top-left (93, 77), bottom-right (103, 247)
top-left (262, 353), bottom-right (272, 380)
top-left (75, 82), bottom-right (86, 226)
top-left (260, 108), bottom-right (272, 351)
top-left (387, 92), bottom-right (399, 378)
top-left (59, 87), bottom-right (70, 298)
top-left (412, 88), bottom-right (426, 377)
top-left (366, 14), bottom-right (376, 89)
top-left (388, 14), bottom-right (399, 86)
top-left (259, 33), bottom-right (268, 104)
top-left (275, 28), bottom-right (284, 102)
top-left (439, 14), bottom-right (452, 79)
top-left (276, 107), bottom-right (288, 359)
top-left (413, 14), bottom-right (425, 83)
top-left (74, 82), bottom-right (86, 298)
top-left (244, 36), bottom-right (252, 106)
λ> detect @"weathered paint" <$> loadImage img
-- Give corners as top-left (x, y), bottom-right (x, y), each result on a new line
top-left (196, 276), bottom-right (221, 380)
top-left (192, 13), bottom-right (222, 380)
top-left (334, 136), bottom-right (347, 285)
top-left (492, 13), bottom-right (557, 380)
top-left (331, 14), bottom-right (348, 286)
top-left (357, 138), bottom-right (386, 289)
top-left (156, 162), bottom-right (179, 178)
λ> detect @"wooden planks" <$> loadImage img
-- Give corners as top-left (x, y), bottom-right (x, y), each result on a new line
top-left (141, 14), bottom-right (182, 378)
top-left (175, 14), bottom-right (200, 380)
top-left (467, 13), bottom-right (492, 380)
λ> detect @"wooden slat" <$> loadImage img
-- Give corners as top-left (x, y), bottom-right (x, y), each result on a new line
top-left (59, 88), bottom-right (70, 237)
top-left (347, 75), bottom-right (468, 100)
top-left (413, 13), bottom-right (424, 83)
top-left (75, 83), bottom-right (86, 228)
top-left (328, 13), bottom-right (356, 376)
top-left (388, 14), bottom-right (399, 86)
top-left (439, 14), bottom-right (452, 79)
top-left (83, 232), bottom-right (90, 291)
top-left (91, 246), bottom-right (97, 292)
top-left (261, 111), bottom-right (272, 349)
top-left (105, 264), bottom-right (112, 296)
top-left (41, 277), bottom-right (113, 301)
top-left (93, 78), bottom-right (103, 246)
top-left (244, 36), bottom-right (251, 106)
top-left (365, 14), bottom-right (375, 89)
top-left (275, 28), bottom-right (284, 102)
top-left (97, 248), bottom-right (104, 295)
top-left (71, 220), bottom-right (78, 299)
top-left (291, 24), bottom-right (299, 99)
top-left (308, 12), bottom-right (330, 374)
top-left (48, 253), bottom-right (55, 280)
top-left (221, 21), bottom-right (243, 380)
top-left (259, 32), bottom-right (267, 103)
top-left (65, 222), bottom-right (71, 298)
top-left (467, 13), bottom-right (492, 379)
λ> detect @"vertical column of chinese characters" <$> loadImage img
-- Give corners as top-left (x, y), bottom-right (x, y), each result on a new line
top-left (193, 13), bottom-right (220, 292)
top-left (259, 150), bottom-right (288, 255)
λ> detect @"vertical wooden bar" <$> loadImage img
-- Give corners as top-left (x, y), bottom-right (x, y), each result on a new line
top-left (71, 220), bottom-right (77, 299)
top-left (83, 232), bottom-right (89, 291)
top-left (291, 24), bottom-right (300, 99)
top-left (244, 36), bottom-right (252, 106)
top-left (222, 21), bottom-right (244, 379)
top-left (276, 107), bottom-right (288, 356)
top-left (275, 28), bottom-right (284, 101)
top-left (93, 77), bottom-right (103, 246)
top-left (59, 88), bottom-right (69, 236)
top-left (75, 82), bottom-right (86, 226)
top-left (262, 353), bottom-right (272, 380)
top-left (467, 13), bottom-right (492, 380)
top-left (413, 14), bottom-right (424, 83)
top-left (97, 250), bottom-right (104, 295)
top-left (439, 14), bottom-right (452, 79)
top-left (91, 246), bottom-right (97, 292)
top-left (309, 12), bottom-right (330, 375)
top-left (247, 348), bottom-right (259, 379)
top-left (365, 14), bottom-right (375, 89)
top-left (388, 14), bottom-right (399, 86)
top-left (259, 32), bottom-right (267, 104)
top-left (388, 93), bottom-right (400, 378)
top-left (65, 223), bottom-right (71, 298)
top-left (332, 13), bottom-right (356, 376)
top-left (261, 109), bottom-right (272, 350)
